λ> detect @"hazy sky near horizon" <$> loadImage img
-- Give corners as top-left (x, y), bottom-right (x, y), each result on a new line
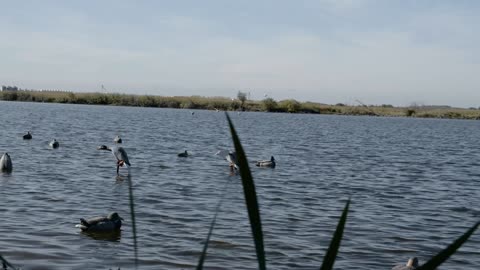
top-left (1, 0), bottom-right (479, 107)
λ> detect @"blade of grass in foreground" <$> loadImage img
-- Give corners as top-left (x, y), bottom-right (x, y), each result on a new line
top-left (415, 221), bottom-right (479, 270)
top-left (196, 179), bottom-right (232, 270)
top-left (319, 199), bottom-right (350, 270)
top-left (126, 174), bottom-right (139, 268)
top-left (0, 254), bottom-right (17, 270)
top-left (226, 113), bottom-right (266, 270)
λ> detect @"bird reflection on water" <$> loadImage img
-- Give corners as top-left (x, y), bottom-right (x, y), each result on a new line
top-left (81, 230), bottom-right (122, 242)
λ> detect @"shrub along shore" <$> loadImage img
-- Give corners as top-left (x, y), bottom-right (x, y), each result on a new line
top-left (1, 89), bottom-right (479, 120)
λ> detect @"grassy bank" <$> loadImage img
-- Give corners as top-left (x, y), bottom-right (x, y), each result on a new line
top-left (1, 90), bottom-right (480, 119)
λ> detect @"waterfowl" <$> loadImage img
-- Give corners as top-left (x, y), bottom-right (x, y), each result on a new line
top-left (215, 150), bottom-right (239, 171)
top-left (98, 145), bottom-right (131, 175)
top-left (0, 153), bottom-right (13, 173)
top-left (75, 212), bottom-right (123, 232)
top-left (256, 156), bottom-right (276, 168)
top-left (392, 257), bottom-right (419, 270)
top-left (178, 150), bottom-right (189, 157)
top-left (114, 135), bottom-right (122, 144)
top-left (226, 151), bottom-right (239, 170)
top-left (49, 139), bottom-right (59, 148)
top-left (23, 131), bottom-right (32, 140)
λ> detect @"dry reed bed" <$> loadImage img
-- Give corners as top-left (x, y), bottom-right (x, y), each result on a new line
top-left (1, 90), bottom-right (480, 119)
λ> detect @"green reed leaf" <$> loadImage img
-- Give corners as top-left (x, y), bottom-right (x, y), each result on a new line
top-left (416, 221), bottom-right (479, 270)
top-left (126, 175), bottom-right (139, 268)
top-left (319, 198), bottom-right (350, 270)
top-left (0, 254), bottom-right (17, 270)
top-left (196, 180), bottom-right (231, 270)
top-left (226, 113), bottom-right (266, 270)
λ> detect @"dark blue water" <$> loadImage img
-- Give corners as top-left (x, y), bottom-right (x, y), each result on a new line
top-left (0, 101), bottom-right (479, 269)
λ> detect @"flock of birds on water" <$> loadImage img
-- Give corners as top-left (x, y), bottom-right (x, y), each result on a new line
top-left (0, 132), bottom-right (275, 231)
top-left (0, 132), bottom-right (132, 233)
top-left (0, 132), bottom-right (420, 269)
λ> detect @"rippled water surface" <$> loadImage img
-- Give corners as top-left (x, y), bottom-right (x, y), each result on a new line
top-left (0, 101), bottom-right (479, 269)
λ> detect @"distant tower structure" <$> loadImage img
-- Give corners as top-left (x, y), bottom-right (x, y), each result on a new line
top-left (101, 84), bottom-right (107, 93)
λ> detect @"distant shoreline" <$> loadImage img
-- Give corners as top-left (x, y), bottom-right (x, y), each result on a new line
top-left (1, 89), bottom-right (479, 120)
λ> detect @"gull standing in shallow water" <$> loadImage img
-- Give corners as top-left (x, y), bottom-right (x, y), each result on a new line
top-left (227, 151), bottom-right (239, 170)
top-left (392, 257), bottom-right (419, 270)
top-left (215, 150), bottom-right (239, 172)
top-left (98, 145), bottom-right (131, 175)
top-left (0, 153), bottom-right (13, 173)
top-left (75, 212), bottom-right (124, 232)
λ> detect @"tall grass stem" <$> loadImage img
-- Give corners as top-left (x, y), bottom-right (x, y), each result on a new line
top-left (416, 221), bottom-right (479, 270)
top-left (0, 255), bottom-right (16, 270)
top-left (127, 175), bottom-right (139, 268)
top-left (319, 199), bottom-right (350, 270)
top-left (196, 178), bottom-right (232, 270)
top-left (226, 113), bottom-right (266, 270)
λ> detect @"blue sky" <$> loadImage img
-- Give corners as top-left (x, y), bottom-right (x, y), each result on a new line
top-left (1, 0), bottom-right (479, 107)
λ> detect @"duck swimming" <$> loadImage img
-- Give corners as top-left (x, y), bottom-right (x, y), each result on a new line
top-left (392, 257), bottom-right (419, 270)
top-left (256, 156), bottom-right (275, 168)
top-left (49, 139), bottom-right (59, 148)
top-left (0, 153), bottom-right (13, 173)
top-left (178, 150), bottom-right (189, 157)
top-left (23, 131), bottom-right (32, 140)
top-left (76, 212), bottom-right (123, 232)
top-left (98, 145), bottom-right (131, 175)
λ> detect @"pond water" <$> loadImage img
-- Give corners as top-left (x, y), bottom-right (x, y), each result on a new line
top-left (0, 101), bottom-right (479, 269)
